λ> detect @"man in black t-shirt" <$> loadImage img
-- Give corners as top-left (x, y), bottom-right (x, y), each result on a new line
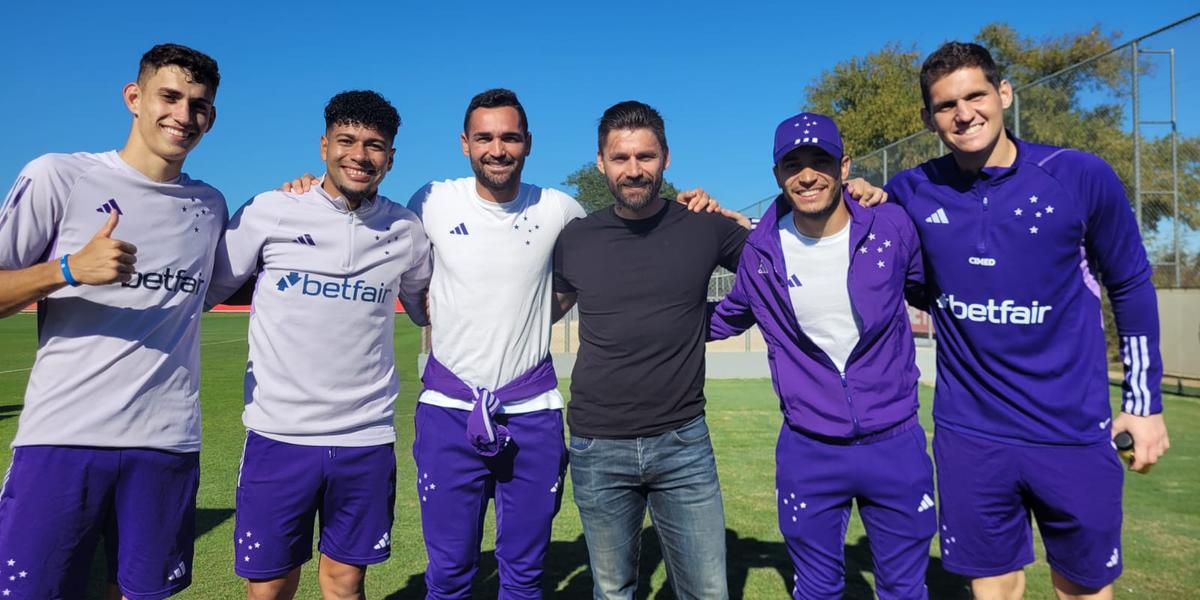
top-left (553, 101), bottom-right (748, 600)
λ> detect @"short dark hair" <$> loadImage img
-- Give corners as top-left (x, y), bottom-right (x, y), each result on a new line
top-left (324, 90), bottom-right (401, 141)
top-left (463, 88), bottom-right (528, 133)
top-left (137, 43), bottom-right (221, 92)
top-left (920, 42), bottom-right (1003, 109)
top-left (597, 101), bottom-right (668, 153)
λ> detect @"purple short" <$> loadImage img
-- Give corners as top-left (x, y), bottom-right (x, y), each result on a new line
top-left (933, 426), bottom-right (1124, 589)
top-left (777, 419), bottom-right (936, 599)
top-left (0, 445), bottom-right (199, 600)
top-left (233, 431), bottom-right (396, 580)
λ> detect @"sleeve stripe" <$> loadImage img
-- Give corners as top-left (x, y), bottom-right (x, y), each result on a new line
top-left (1121, 335), bottom-right (1152, 416)
top-left (1138, 335), bottom-right (1151, 416)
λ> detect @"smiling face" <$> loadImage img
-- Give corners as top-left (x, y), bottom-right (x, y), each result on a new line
top-left (774, 145), bottom-right (849, 219)
top-left (922, 66), bottom-right (1013, 169)
top-left (320, 122), bottom-right (394, 205)
top-left (597, 127), bottom-right (670, 215)
top-left (461, 106), bottom-right (530, 202)
top-left (123, 65), bottom-right (216, 173)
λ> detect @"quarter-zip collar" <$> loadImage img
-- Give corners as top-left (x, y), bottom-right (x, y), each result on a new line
top-left (934, 130), bottom-right (1027, 190)
top-left (312, 174), bottom-right (382, 218)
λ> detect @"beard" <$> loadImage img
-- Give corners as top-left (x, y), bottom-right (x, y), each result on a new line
top-left (606, 173), bottom-right (663, 213)
top-left (471, 155), bottom-right (523, 193)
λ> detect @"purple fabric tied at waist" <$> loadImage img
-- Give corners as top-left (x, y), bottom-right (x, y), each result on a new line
top-left (421, 354), bottom-right (558, 456)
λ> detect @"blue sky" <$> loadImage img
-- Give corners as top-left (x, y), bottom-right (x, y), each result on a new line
top-left (1, 1), bottom-right (1196, 212)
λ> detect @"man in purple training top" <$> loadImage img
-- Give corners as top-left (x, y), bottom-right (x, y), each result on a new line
top-left (883, 42), bottom-right (1169, 600)
top-left (0, 44), bottom-right (224, 598)
top-left (709, 113), bottom-right (935, 599)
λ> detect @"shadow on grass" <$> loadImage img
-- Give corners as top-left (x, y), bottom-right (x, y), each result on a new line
top-left (0, 404), bottom-right (21, 422)
top-left (86, 507), bottom-right (236, 597)
top-left (381, 528), bottom-right (966, 599)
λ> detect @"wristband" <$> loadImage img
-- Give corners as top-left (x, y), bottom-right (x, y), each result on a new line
top-left (59, 254), bottom-right (80, 287)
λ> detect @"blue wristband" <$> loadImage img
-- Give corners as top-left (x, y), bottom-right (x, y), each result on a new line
top-left (59, 254), bottom-right (80, 287)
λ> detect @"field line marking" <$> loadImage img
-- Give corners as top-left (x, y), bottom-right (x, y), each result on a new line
top-left (0, 339), bottom-right (245, 374)
top-left (201, 338), bottom-right (246, 347)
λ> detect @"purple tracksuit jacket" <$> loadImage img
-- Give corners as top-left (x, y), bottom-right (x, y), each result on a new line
top-left (886, 136), bottom-right (1162, 446)
top-left (709, 193), bottom-right (926, 440)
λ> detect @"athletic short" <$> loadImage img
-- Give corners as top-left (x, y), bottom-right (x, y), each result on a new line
top-left (0, 445), bottom-right (199, 600)
top-left (233, 431), bottom-right (396, 579)
top-left (933, 426), bottom-right (1124, 589)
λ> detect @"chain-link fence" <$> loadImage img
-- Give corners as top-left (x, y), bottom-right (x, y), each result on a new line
top-left (729, 14), bottom-right (1200, 381)
top-left (849, 13), bottom-right (1199, 289)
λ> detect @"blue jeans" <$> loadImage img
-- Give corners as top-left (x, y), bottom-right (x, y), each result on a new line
top-left (568, 415), bottom-right (728, 600)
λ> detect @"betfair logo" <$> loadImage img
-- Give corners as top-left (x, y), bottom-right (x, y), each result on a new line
top-left (121, 268), bottom-right (205, 294)
top-left (276, 271), bottom-right (392, 304)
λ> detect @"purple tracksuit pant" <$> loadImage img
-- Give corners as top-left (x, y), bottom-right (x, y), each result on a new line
top-left (413, 404), bottom-right (567, 599)
top-left (776, 417), bottom-right (936, 600)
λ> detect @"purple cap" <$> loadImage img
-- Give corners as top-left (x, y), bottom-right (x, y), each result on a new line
top-left (772, 112), bottom-right (843, 164)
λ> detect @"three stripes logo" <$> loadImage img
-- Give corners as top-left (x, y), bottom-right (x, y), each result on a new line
top-left (294, 233), bottom-right (316, 246)
top-left (786, 274), bottom-right (802, 288)
top-left (167, 560), bottom-right (187, 582)
top-left (449, 222), bottom-right (470, 236)
top-left (917, 493), bottom-right (935, 513)
top-left (95, 198), bottom-right (123, 215)
top-left (924, 208), bottom-right (949, 225)
top-left (373, 532), bottom-right (390, 551)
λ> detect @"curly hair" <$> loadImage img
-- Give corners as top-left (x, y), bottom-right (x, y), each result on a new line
top-left (137, 43), bottom-right (220, 92)
top-left (324, 90), bottom-right (401, 141)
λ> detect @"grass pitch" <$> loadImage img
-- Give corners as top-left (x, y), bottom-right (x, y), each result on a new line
top-left (0, 313), bottom-right (1196, 598)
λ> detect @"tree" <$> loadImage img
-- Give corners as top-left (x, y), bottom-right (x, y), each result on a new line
top-left (562, 163), bottom-right (680, 214)
top-left (802, 22), bottom-right (1199, 234)
top-left (802, 43), bottom-right (925, 158)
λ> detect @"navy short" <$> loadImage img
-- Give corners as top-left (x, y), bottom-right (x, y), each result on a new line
top-left (0, 445), bottom-right (199, 600)
top-left (933, 426), bottom-right (1124, 589)
top-left (233, 431), bottom-right (396, 580)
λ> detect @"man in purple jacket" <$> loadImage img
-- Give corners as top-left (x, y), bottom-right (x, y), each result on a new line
top-left (884, 42), bottom-right (1168, 600)
top-left (709, 112), bottom-right (935, 599)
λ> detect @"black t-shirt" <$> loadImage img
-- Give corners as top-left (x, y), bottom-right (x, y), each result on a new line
top-left (553, 201), bottom-right (748, 438)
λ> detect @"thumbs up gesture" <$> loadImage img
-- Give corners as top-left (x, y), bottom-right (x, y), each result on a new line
top-left (67, 211), bottom-right (139, 285)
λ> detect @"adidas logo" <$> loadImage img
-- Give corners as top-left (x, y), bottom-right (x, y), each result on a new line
top-left (924, 208), bottom-right (949, 224)
top-left (95, 198), bottom-right (123, 215)
top-left (373, 532), bottom-right (390, 550)
top-left (757, 263), bottom-right (770, 275)
top-left (449, 223), bottom-right (470, 235)
top-left (294, 233), bottom-right (316, 246)
top-left (1106, 547), bottom-right (1119, 568)
top-left (167, 560), bottom-right (187, 582)
top-left (786, 274), bottom-right (802, 288)
top-left (917, 493), bottom-right (934, 513)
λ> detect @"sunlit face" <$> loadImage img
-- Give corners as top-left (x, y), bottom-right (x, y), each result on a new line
top-left (461, 106), bottom-right (530, 197)
top-left (774, 145), bottom-right (849, 218)
top-left (922, 66), bottom-right (1012, 159)
top-left (597, 128), bottom-right (669, 212)
top-left (320, 123), bottom-right (394, 202)
top-left (124, 65), bottom-right (216, 165)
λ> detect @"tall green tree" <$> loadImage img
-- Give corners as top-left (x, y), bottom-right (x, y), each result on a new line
top-left (562, 163), bottom-right (680, 214)
top-left (802, 22), bottom-right (1198, 236)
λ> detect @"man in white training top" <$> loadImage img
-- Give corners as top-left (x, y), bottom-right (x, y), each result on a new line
top-left (207, 90), bottom-right (431, 600)
top-left (0, 43), bottom-right (224, 599)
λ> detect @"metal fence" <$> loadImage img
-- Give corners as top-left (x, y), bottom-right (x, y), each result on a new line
top-left (741, 13), bottom-right (1200, 289)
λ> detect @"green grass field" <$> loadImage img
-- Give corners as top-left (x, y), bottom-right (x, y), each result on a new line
top-left (0, 312), bottom-right (1196, 598)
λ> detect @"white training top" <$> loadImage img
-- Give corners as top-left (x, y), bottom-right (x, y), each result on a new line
top-left (407, 177), bottom-right (585, 413)
top-left (779, 216), bottom-right (861, 372)
top-left (206, 178), bottom-right (432, 446)
top-left (0, 151), bottom-right (226, 452)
